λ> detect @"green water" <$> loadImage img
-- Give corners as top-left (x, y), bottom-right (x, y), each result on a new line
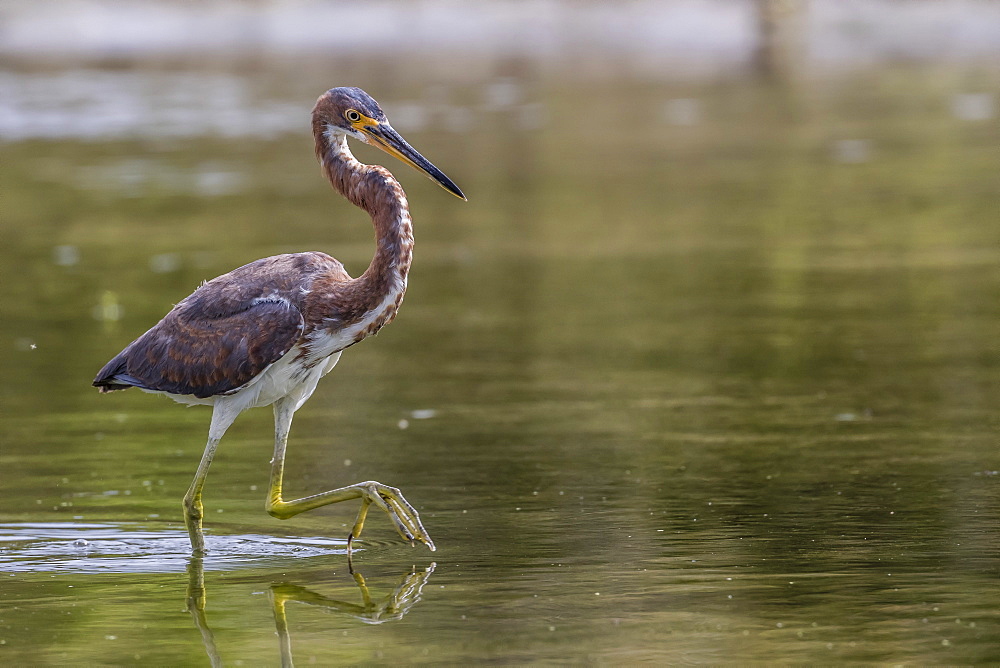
top-left (2, 62), bottom-right (999, 664)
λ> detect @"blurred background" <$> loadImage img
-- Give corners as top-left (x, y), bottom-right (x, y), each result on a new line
top-left (1, 0), bottom-right (999, 664)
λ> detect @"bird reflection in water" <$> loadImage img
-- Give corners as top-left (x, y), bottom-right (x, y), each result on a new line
top-left (185, 556), bottom-right (437, 667)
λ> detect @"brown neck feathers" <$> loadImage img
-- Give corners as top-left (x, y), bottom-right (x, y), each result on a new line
top-left (315, 127), bottom-right (414, 313)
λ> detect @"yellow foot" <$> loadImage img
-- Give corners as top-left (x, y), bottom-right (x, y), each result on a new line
top-left (348, 481), bottom-right (436, 552)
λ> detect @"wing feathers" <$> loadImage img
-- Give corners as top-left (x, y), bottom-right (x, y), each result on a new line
top-left (94, 299), bottom-right (303, 398)
top-left (93, 253), bottom-right (344, 399)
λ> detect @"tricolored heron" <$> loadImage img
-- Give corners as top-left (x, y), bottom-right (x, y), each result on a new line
top-left (94, 87), bottom-right (464, 554)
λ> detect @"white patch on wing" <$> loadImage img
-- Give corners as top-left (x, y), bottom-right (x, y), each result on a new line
top-left (251, 295), bottom-right (291, 307)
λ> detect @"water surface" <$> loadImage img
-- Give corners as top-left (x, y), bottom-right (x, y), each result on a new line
top-left (2, 45), bottom-right (999, 665)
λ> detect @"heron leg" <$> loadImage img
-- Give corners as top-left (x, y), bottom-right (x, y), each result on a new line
top-left (183, 401), bottom-right (240, 555)
top-left (264, 396), bottom-right (435, 552)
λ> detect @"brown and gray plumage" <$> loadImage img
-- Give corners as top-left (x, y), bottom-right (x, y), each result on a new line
top-left (94, 87), bottom-right (465, 555)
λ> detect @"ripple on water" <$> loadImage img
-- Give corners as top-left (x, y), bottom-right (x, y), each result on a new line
top-left (0, 522), bottom-right (352, 574)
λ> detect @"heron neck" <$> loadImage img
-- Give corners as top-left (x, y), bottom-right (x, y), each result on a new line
top-left (317, 131), bottom-right (413, 304)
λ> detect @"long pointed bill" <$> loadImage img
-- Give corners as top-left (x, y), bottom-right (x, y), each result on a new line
top-left (361, 123), bottom-right (466, 200)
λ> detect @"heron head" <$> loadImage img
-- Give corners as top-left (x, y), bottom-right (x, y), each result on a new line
top-left (315, 87), bottom-right (466, 200)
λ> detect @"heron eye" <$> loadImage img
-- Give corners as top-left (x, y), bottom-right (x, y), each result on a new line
top-left (345, 109), bottom-right (362, 123)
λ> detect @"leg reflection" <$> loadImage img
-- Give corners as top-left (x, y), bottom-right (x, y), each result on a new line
top-left (270, 563), bottom-right (437, 666)
top-left (185, 557), bottom-right (437, 666)
top-left (186, 557), bottom-right (223, 668)
top-left (271, 561), bottom-right (438, 625)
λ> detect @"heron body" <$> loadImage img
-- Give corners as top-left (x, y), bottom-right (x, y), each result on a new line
top-left (93, 87), bottom-right (464, 554)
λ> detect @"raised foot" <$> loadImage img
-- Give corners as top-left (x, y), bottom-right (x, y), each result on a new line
top-left (347, 481), bottom-right (436, 552)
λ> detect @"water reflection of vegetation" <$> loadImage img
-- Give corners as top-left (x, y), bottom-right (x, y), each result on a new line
top-left (186, 557), bottom-right (436, 667)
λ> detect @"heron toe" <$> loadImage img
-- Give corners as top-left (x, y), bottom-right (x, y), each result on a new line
top-left (349, 481), bottom-right (436, 551)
